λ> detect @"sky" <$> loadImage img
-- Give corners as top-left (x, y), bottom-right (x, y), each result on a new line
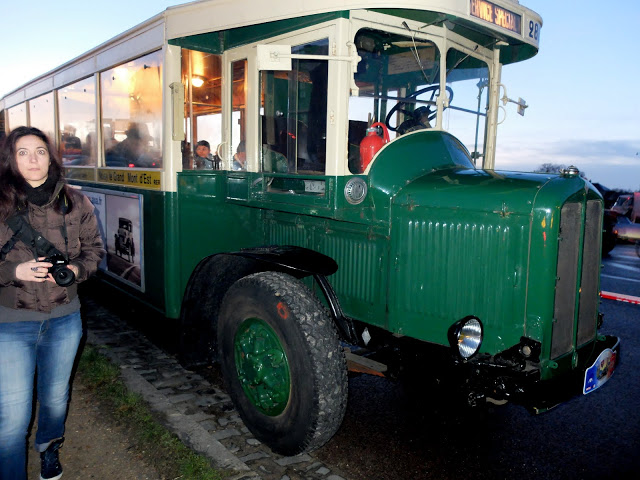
top-left (1, 0), bottom-right (639, 191)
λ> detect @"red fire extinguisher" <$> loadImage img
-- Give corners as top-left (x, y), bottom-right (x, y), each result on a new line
top-left (359, 122), bottom-right (390, 172)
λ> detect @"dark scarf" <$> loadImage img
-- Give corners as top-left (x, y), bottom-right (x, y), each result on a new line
top-left (24, 175), bottom-right (58, 207)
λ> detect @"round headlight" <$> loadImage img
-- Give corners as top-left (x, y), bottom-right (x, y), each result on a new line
top-left (448, 316), bottom-right (483, 359)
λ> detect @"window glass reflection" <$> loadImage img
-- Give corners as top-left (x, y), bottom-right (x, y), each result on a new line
top-left (29, 93), bottom-right (55, 142)
top-left (58, 77), bottom-right (97, 166)
top-left (102, 50), bottom-right (163, 168)
top-left (7, 104), bottom-right (27, 132)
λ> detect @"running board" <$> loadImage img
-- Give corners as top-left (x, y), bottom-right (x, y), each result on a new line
top-left (344, 350), bottom-right (388, 377)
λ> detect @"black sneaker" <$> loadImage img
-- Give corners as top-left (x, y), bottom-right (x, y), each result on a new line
top-left (40, 438), bottom-right (64, 480)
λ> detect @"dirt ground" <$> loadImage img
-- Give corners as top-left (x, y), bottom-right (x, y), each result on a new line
top-left (27, 378), bottom-right (162, 480)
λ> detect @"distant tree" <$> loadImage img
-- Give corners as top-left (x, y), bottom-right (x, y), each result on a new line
top-left (535, 163), bottom-right (563, 174)
top-left (534, 163), bottom-right (587, 179)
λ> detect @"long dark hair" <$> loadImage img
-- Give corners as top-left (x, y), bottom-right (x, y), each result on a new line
top-left (0, 126), bottom-right (72, 220)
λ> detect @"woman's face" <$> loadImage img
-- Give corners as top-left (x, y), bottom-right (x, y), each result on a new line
top-left (15, 135), bottom-right (50, 187)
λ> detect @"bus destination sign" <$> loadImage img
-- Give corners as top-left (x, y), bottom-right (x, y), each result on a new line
top-left (97, 169), bottom-right (162, 190)
top-left (470, 0), bottom-right (521, 35)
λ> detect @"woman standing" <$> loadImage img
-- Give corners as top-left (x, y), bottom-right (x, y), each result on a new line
top-left (0, 126), bottom-right (104, 479)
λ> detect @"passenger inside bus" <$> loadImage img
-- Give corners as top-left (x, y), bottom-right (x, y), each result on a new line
top-left (60, 126), bottom-right (87, 166)
top-left (232, 141), bottom-right (246, 170)
top-left (105, 123), bottom-right (159, 168)
top-left (193, 140), bottom-right (220, 169)
top-left (82, 132), bottom-right (95, 164)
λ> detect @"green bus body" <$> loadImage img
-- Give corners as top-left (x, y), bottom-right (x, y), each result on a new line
top-left (85, 129), bottom-right (612, 397)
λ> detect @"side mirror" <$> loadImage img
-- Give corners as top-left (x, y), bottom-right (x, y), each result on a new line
top-left (499, 84), bottom-right (528, 116)
top-left (516, 97), bottom-right (527, 116)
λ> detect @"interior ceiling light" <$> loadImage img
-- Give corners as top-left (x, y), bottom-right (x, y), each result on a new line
top-left (191, 76), bottom-right (204, 88)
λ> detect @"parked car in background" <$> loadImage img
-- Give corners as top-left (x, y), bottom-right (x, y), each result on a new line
top-left (595, 183), bottom-right (623, 255)
top-left (611, 192), bottom-right (639, 223)
top-left (613, 216), bottom-right (640, 241)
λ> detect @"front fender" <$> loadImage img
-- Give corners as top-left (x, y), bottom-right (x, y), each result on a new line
top-left (178, 246), bottom-right (338, 366)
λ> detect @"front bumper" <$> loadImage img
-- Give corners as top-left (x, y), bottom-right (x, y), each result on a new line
top-left (460, 335), bottom-right (620, 413)
top-left (523, 335), bottom-right (620, 413)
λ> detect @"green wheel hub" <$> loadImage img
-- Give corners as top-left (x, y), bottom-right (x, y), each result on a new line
top-left (234, 317), bottom-right (291, 416)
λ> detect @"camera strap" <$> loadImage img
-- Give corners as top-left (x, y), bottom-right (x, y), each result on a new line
top-left (0, 229), bottom-right (21, 261)
top-left (0, 194), bottom-right (69, 262)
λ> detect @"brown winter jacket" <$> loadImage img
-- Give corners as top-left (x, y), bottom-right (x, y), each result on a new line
top-left (0, 181), bottom-right (104, 314)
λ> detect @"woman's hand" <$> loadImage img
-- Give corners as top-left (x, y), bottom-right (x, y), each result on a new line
top-left (15, 258), bottom-right (54, 283)
top-left (45, 263), bottom-right (79, 284)
top-left (66, 264), bottom-right (80, 278)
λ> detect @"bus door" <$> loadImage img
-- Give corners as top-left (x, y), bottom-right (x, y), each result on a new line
top-left (254, 28), bottom-right (334, 208)
top-left (223, 46), bottom-right (255, 173)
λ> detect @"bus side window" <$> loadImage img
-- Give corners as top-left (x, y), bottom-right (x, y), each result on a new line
top-left (181, 49), bottom-right (223, 170)
top-left (102, 51), bottom-right (163, 169)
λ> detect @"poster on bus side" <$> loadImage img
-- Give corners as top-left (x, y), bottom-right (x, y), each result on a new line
top-left (81, 188), bottom-right (144, 291)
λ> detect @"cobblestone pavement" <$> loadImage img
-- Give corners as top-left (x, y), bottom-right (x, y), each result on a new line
top-left (83, 294), bottom-right (350, 480)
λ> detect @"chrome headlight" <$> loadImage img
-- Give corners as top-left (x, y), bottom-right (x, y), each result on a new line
top-left (448, 316), bottom-right (483, 360)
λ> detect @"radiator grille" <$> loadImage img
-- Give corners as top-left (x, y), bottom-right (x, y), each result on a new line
top-left (577, 200), bottom-right (602, 346)
top-left (551, 203), bottom-right (582, 358)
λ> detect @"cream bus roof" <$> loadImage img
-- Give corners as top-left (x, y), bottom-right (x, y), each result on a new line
top-left (166, 0), bottom-right (541, 49)
top-left (1, 0), bottom-right (541, 108)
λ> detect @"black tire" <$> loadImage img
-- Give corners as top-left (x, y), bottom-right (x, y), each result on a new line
top-left (218, 271), bottom-right (347, 455)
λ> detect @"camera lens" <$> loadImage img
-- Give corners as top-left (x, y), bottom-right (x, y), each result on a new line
top-left (52, 266), bottom-right (75, 287)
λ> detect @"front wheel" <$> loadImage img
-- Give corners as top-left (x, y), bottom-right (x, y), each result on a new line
top-left (218, 271), bottom-right (347, 455)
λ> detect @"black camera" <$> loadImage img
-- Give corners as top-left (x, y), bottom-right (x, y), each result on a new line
top-left (45, 253), bottom-right (76, 287)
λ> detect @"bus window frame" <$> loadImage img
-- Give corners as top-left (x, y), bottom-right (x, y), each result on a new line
top-left (223, 47), bottom-right (254, 172)
top-left (58, 75), bottom-right (99, 171)
top-left (222, 23), bottom-right (337, 178)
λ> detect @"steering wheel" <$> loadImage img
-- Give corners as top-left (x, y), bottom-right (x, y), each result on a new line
top-left (385, 85), bottom-right (453, 132)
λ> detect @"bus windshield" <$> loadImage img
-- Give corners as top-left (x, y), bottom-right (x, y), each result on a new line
top-left (348, 27), bottom-right (489, 173)
top-left (444, 49), bottom-right (489, 165)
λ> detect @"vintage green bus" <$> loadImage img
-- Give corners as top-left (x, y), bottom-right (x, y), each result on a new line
top-left (0, 0), bottom-right (619, 455)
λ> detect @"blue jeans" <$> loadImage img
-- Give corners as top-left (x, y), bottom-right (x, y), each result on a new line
top-left (0, 311), bottom-right (82, 480)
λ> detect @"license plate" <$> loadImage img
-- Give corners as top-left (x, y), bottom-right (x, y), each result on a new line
top-left (583, 344), bottom-right (618, 394)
